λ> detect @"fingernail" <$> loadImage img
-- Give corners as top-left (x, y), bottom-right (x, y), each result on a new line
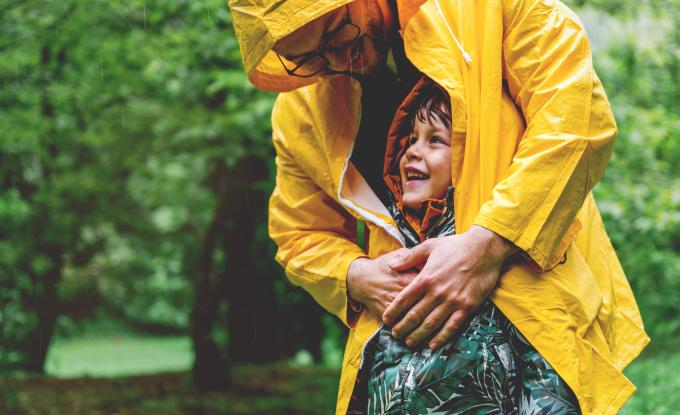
top-left (392, 330), bottom-right (399, 338)
top-left (429, 342), bottom-right (438, 350)
top-left (406, 338), bottom-right (414, 347)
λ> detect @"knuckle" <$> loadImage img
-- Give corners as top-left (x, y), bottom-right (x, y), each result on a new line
top-left (460, 299), bottom-right (477, 313)
top-left (419, 275), bottom-right (436, 289)
top-left (399, 274), bottom-right (414, 286)
top-left (420, 239), bottom-right (431, 249)
top-left (432, 288), bottom-right (448, 303)
top-left (444, 317), bottom-right (461, 332)
top-left (407, 309), bottom-right (423, 325)
top-left (442, 294), bottom-right (457, 307)
top-left (390, 296), bottom-right (403, 307)
top-left (411, 279), bottom-right (427, 293)
top-left (453, 296), bottom-right (473, 312)
top-left (432, 333), bottom-right (448, 346)
top-left (422, 317), bottom-right (440, 331)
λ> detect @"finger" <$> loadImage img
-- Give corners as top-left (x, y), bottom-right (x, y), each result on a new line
top-left (382, 260), bottom-right (439, 326)
top-left (388, 242), bottom-right (431, 271)
top-left (382, 275), bottom-right (427, 327)
top-left (383, 248), bottom-right (409, 270)
top-left (389, 296), bottom-right (439, 343)
top-left (394, 269), bottom-right (419, 290)
top-left (428, 309), bottom-right (469, 350)
top-left (402, 303), bottom-right (452, 348)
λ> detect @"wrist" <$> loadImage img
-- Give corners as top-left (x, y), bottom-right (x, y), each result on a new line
top-left (469, 225), bottom-right (518, 264)
top-left (347, 256), bottom-right (369, 304)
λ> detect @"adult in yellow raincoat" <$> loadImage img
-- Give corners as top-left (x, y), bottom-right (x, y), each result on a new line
top-left (227, 0), bottom-right (649, 414)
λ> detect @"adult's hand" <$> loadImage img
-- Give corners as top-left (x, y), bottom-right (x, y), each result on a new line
top-left (382, 225), bottom-right (518, 349)
top-left (347, 249), bottom-right (419, 321)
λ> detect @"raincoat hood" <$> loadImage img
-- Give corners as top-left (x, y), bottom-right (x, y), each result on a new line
top-left (228, 0), bottom-right (354, 92)
top-left (383, 76), bottom-right (454, 243)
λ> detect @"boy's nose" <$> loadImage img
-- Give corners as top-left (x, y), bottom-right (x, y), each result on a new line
top-left (405, 141), bottom-right (423, 159)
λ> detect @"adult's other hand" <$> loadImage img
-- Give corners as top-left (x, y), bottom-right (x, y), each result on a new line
top-left (347, 249), bottom-right (419, 321)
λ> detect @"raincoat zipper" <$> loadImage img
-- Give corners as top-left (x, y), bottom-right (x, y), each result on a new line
top-left (336, 140), bottom-right (407, 371)
top-left (336, 140), bottom-right (406, 247)
top-left (358, 324), bottom-right (383, 370)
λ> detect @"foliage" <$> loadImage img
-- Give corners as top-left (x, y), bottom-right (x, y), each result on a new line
top-left (568, 0), bottom-right (680, 17)
top-left (0, 0), bottom-right (277, 371)
top-left (621, 349), bottom-right (680, 414)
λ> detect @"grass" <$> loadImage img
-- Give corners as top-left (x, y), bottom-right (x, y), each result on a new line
top-left (45, 335), bottom-right (193, 378)
top-left (1, 334), bottom-right (676, 414)
top-left (4, 335), bottom-right (339, 414)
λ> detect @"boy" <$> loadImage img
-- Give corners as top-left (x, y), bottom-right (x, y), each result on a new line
top-left (361, 77), bottom-right (581, 414)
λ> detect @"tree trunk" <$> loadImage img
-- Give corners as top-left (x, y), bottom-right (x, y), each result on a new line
top-left (22, 44), bottom-right (67, 373)
top-left (190, 159), bottom-right (230, 390)
top-left (222, 155), bottom-right (291, 363)
top-left (24, 246), bottom-right (63, 373)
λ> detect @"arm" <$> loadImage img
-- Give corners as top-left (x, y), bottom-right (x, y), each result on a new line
top-left (269, 98), bottom-right (367, 328)
top-left (474, 0), bottom-right (617, 271)
top-left (270, 95), bottom-right (416, 327)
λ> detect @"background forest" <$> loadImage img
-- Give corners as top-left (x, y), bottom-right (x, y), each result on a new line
top-left (1, 0), bottom-right (678, 413)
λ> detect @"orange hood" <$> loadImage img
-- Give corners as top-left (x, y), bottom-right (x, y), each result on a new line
top-left (383, 76), bottom-right (453, 242)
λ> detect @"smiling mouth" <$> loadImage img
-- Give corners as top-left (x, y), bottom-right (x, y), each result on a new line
top-left (405, 171), bottom-right (429, 181)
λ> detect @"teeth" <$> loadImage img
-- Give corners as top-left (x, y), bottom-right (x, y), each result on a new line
top-left (407, 172), bottom-right (428, 180)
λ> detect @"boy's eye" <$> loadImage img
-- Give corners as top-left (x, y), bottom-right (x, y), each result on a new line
top-left (431, 136), bottom-right (444, 144)
top-left (408, 136), bottom-right (417, 145)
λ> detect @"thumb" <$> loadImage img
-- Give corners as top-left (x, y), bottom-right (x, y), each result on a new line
top-left (388, 243), bottom-right (431, 271)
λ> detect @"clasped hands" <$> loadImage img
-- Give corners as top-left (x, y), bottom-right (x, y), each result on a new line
top-left (346, 225), bottom-right (517, 350)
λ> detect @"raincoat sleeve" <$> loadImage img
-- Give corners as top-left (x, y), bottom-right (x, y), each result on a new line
top-left (268, 97), bottom-right (367, 328)
top-left (474, 0), bottom-right (617, 271)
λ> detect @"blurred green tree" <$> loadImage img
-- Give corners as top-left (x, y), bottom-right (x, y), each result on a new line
top-left (1, 0), bottom-right (331, 382)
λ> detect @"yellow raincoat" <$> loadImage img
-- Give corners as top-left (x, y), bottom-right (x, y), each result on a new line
top-left (228, 0), bottom-right (649, 413)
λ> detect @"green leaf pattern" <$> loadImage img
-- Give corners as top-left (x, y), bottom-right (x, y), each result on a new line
top-left (366, 302), bottom-right (580, 414)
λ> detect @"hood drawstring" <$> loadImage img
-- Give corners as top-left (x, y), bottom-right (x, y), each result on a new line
top-left (433, 0), bottom-right (472, 64)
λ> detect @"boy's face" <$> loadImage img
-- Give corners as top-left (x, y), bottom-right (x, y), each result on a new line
top-left (399, 113), bottom-right (452, 210)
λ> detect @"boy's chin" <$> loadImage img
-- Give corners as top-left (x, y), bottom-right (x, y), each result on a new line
top-left (402, 190), bottom-right (448, 211)
top-left (402, 196), bottom-right (426, 211)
